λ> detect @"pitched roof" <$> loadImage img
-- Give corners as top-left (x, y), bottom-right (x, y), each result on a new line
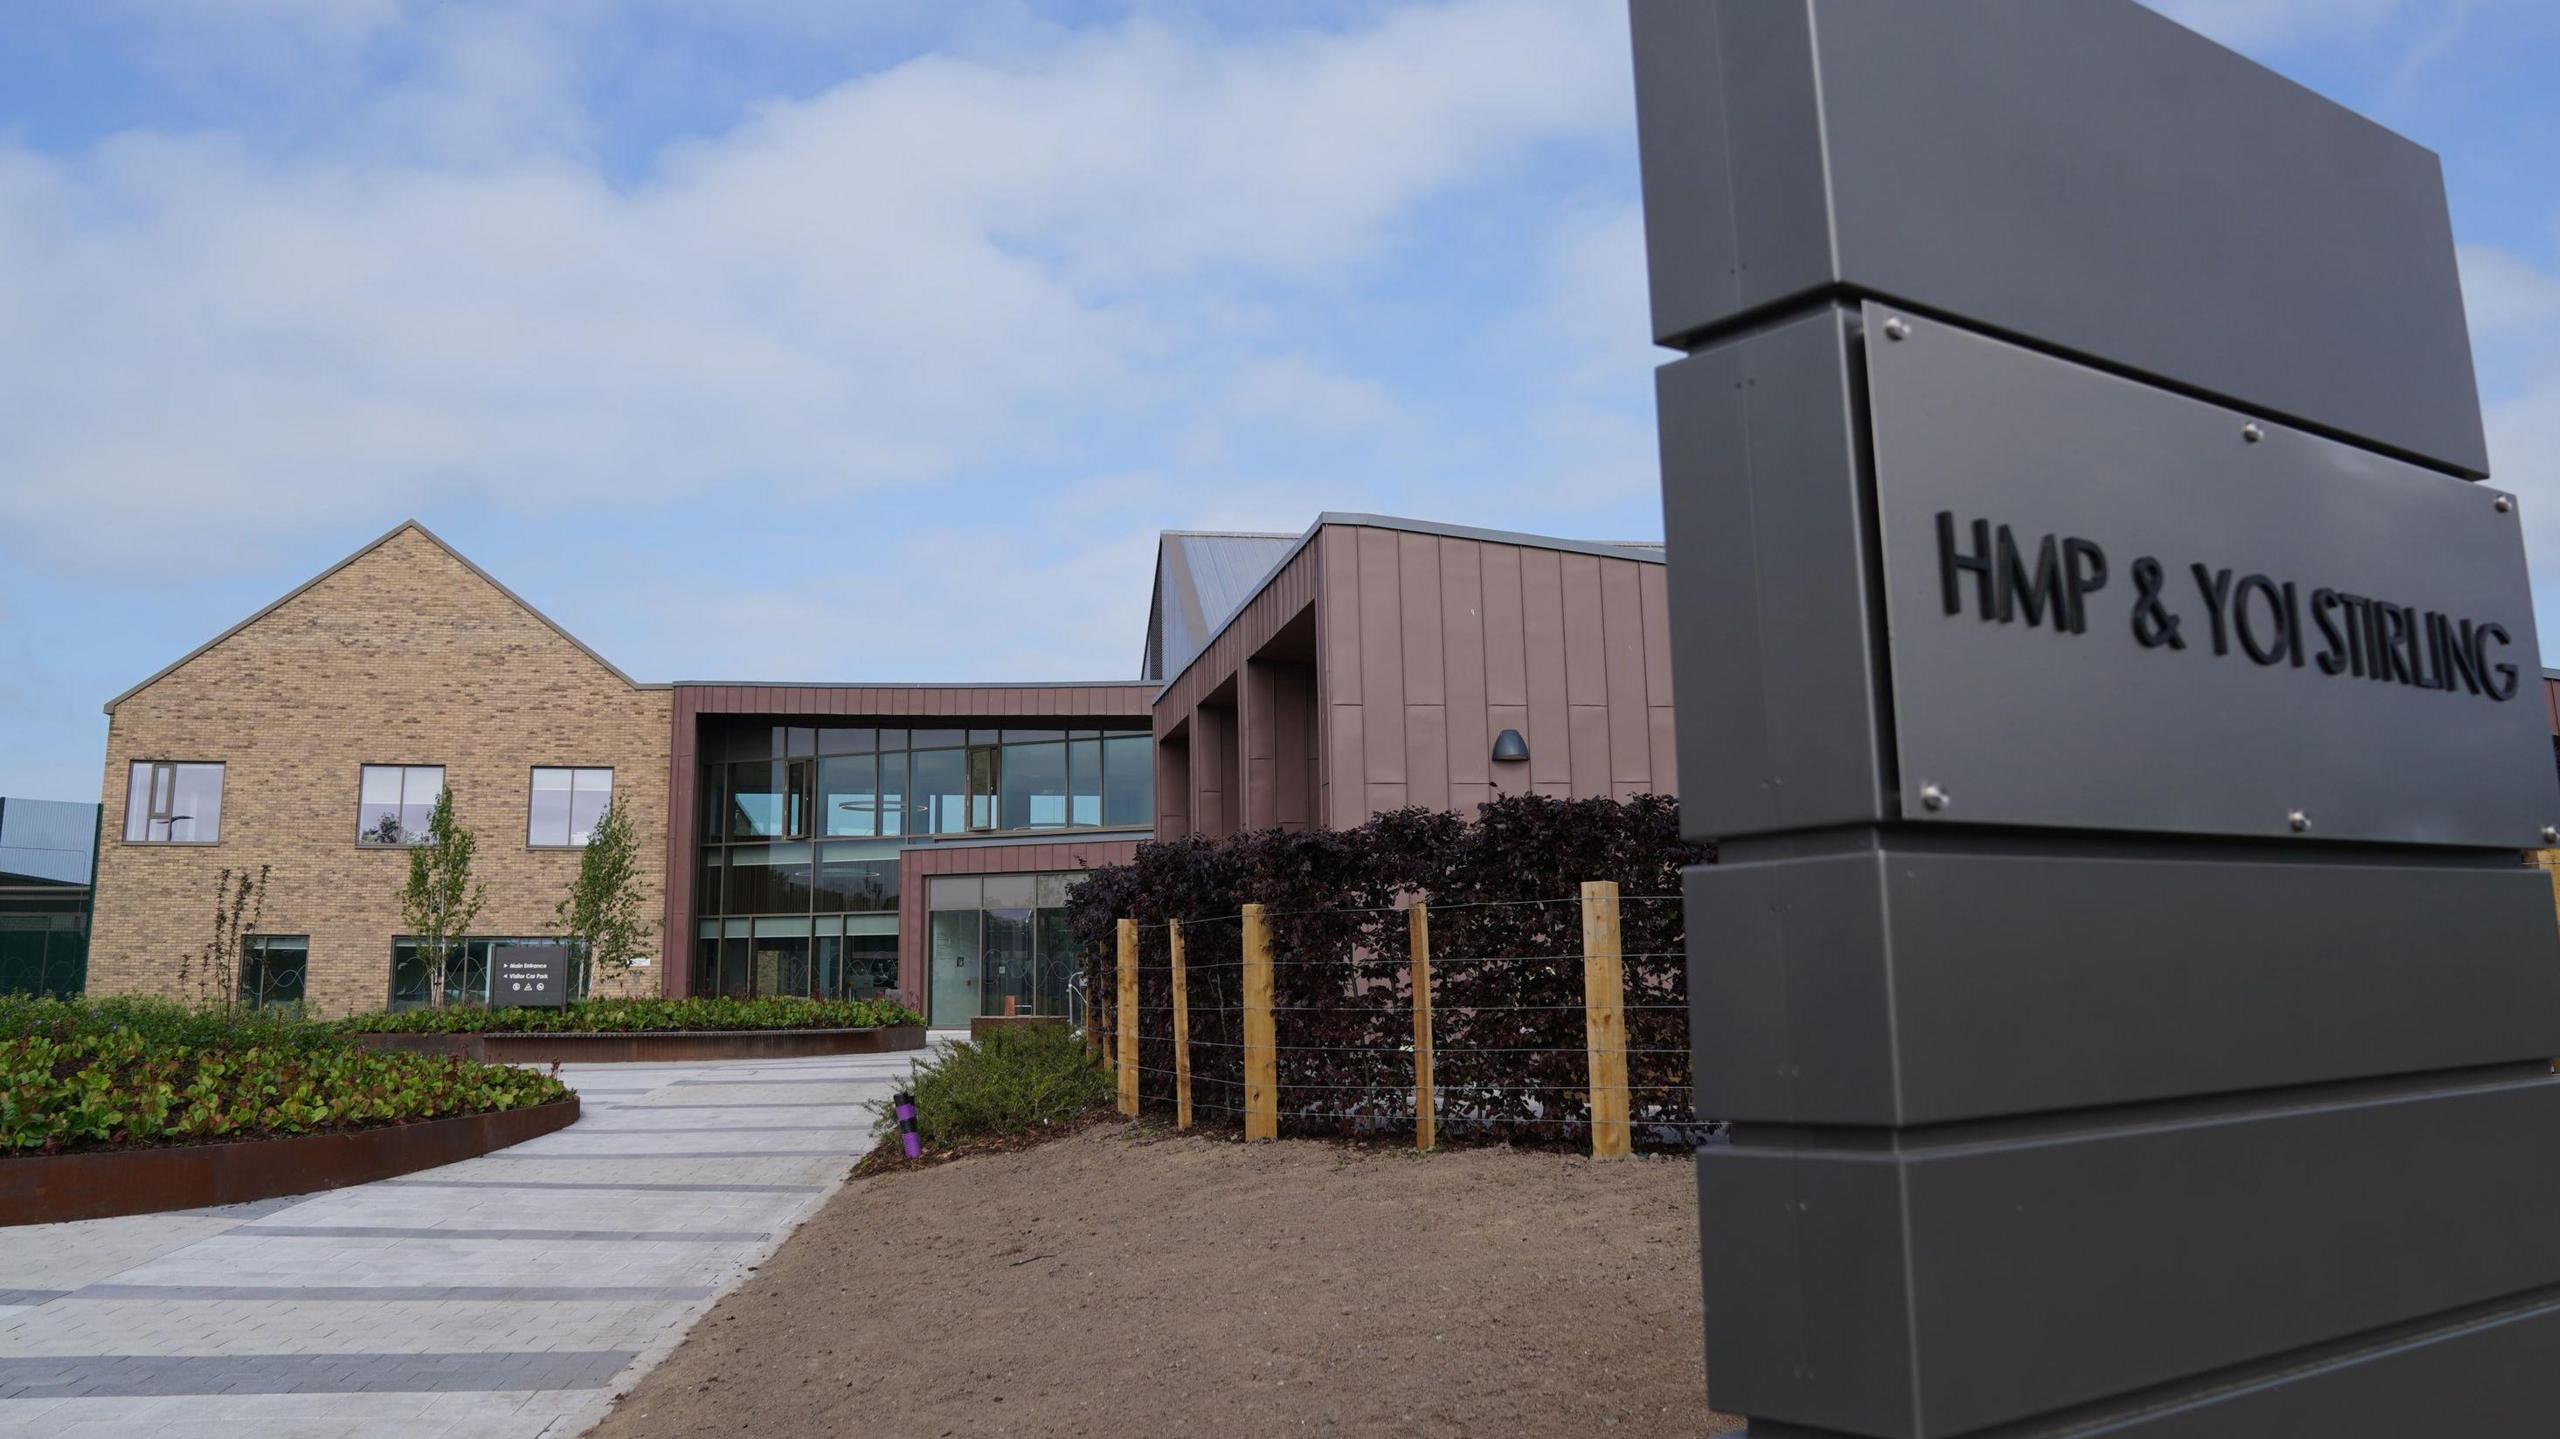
top-left (1150, 512), bottom-right (1667, 699)
top-left (101, 519), bottom-right (652, 713)
top-left (1141, 530), bottom-right (1301, 682)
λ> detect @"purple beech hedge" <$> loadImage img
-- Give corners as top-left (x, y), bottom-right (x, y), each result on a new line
top-left (1065, 794), bottom-right (1709, 1148)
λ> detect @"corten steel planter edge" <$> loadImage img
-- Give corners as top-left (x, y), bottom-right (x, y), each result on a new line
top-left (348, 1025), bottom-right (928, 1064)
top-left (0, 1096), bottom-right (580, 1228)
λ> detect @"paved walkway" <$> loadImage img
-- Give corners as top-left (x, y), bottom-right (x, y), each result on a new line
top-left (0, 1049), bottom-right (922, 1438)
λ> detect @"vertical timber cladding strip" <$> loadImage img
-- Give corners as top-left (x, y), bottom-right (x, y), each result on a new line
top-left (1170, 919), bottom-right (1193, 1131)
top-left (1410, 902), bottom-right (1435, 1154)
top-left (1116, 919), bottom-right (1139, 1118)
top-left (1242, 903), bottom-right (1278, 1141)
top-left (1580, 881), bottom-right (1629, 1160)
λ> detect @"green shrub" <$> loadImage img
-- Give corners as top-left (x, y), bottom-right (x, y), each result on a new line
top-left (0, 1031), bottom-right (568, 1154)
top-left (872, 1026), bottom-right (1113, 1149)
top-left (0, 995), bottom-right (344, 1053)
top-left (335, 995), bottom-right (922, 1035)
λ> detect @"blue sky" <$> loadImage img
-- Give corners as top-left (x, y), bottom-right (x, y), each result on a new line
top-left (2, 0), bottom-right (2557, 803)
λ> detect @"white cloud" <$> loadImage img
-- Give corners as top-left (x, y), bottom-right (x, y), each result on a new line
top-left (2145, 0), bottom-right (2402, 49)
top-left (2460, 242), bottom-right (2560, 657)
top-left (0, 0), bottom-right (1630, 576)
top-left (2463, 242), bottom-right (2560, 337)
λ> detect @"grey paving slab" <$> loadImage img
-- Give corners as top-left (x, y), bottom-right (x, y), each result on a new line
top-left (224, 1227), bottom-right (770, 1243)
top-left (0, 1048), bottom-right (927, 1439)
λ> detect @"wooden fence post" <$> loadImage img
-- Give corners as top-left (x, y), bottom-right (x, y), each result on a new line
top-left (1582, 880), bottom-right (1631, 1159)
top-left (1411, 901), bottom-right (1434, 1153)
top-left (1242, 902), bottom-right (1277, 1141)
top-left (1169, 918), bottom-right (1193, 1131)
top-left (1115, 918), bottom-right (1138, 1118)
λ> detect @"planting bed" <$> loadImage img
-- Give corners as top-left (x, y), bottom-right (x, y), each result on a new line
top-left (0, 1095), bottom-right (577, 1226)
top-left (353, 1025), bottom-right (925, 1063)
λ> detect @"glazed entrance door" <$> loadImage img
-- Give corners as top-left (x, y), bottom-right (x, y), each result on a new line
top-left (981, 908), bottom-right (1035, 1016)
top-left (928, 909), bottom-right (980, 1026)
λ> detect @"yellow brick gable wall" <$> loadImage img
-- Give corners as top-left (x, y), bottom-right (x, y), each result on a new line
top-left (90, 527), bottom-right (671, 1018)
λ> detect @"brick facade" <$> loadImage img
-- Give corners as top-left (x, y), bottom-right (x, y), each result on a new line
top-left (90, 524), bottom-right (670, 1017)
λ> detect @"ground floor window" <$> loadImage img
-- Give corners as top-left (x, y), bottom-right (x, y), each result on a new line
top-left (689, 913), bottom-right (898, 1001)
top-left (391, 936), bottom-right (594, 1011)
top-left (925, 871), bottom-right (1088, 1027)
top-left (239, 935), bottom-right (307, 1010)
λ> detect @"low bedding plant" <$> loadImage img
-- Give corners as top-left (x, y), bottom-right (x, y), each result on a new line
top-left (2, 997), bottom-right (568, 1156)
top-left (335, 994), bottom-right (923, 1035)
top-left (859, 1025), bottom-right (1113, 1174)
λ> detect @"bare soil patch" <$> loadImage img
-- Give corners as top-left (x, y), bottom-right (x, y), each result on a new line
top-left (588, 1123), bottom-right (1740, 1438)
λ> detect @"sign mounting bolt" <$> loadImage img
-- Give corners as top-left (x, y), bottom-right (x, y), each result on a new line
top-left (2287, 810), bottom-right (2310, 832)
top-left (2542, 826), bottom-right (2557, 844)
top-left (1882, 316), bottom-right (1910, 341)
top-left (1919, 784), bottom-right (1949, 811)
top-left (2496, 495), bottom-right (2514, 513)
top-left (2242, 422), bottom-right (2264, 443)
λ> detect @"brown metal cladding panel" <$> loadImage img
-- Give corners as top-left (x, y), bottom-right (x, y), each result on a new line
top-left (1452, 781), bottom-right (1493, 816)
top-left (1248, 756), bottom-right (1277, 826)
top-left (1367, 782), bottom-right (1407, 816)
top-left (897, 851), bottom-right (925, 1004)
top-left (1568, 705), bottom-right (1612, 797)
top-left (1407, 705), bottom-right (1451, 813)
top-left (1330, 704), bottom-right (1368, 829)
top-left (1274, 666), bottom-right (1314, 829)
top-left (1559, 551), bottom-right (1608, 707)
top-left (1519, 548), bottom-right (1572, 786)
top-left (1440, 539), bottom-right (1493, 787)
top-left (1639, 563), bottom-right (1676, 709)
top-left (1398, 532), bottom-right (1446, 707)
top-left (1602, 560), bottom-right (1653, 785)
top-left (1245, 664), bottom-right (1276, 761)
top-left (1357, 529), bottom-right (1406, 783)
top-left (2545, 675), bottom-right (2560, 735)
top-left (1482, 544), bottom-right (1528, 707)
top-left (1649, 706), bottom-right (1679, 797)
top-left (1323, 526), bottom-right (1363, 706)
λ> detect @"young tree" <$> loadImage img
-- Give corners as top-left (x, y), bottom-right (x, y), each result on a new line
top-left (180, 864), bottom-right (270, 1010)
top-left (555, 797), bottom-right (653, 986)
top-left (398, 786), bottom-right (486, 1007)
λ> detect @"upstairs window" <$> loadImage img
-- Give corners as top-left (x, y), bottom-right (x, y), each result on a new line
top-left (530, 767), bottom-right (614, 847)
top-left (358, 765), bottom-right (445, 846)
top-left (124, 761), bottom-right (223, 844)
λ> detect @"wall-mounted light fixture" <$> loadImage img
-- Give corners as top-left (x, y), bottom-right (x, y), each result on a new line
top-left (1491, 728), bottom-right (1530, 763)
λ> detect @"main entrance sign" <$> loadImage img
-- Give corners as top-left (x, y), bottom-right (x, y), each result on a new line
top-left (1633, 1), bottom-right (2560, 1435)
top-left (1868, 303), bottom-right (2551, 847)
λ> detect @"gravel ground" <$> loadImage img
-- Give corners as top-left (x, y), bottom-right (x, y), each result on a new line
top-left (585, 1122), bottom-right (1741, 1438)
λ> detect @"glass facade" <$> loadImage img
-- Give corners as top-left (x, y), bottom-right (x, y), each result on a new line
top-left (691, 722), bottom-right (1149, 1007)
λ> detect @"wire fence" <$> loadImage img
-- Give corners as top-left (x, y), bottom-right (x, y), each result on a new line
top-left (1092, 885), bottom-right (1701, 1156)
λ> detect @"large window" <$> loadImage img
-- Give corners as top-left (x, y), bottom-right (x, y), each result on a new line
top-left (123, 761), bottom-right (223, 844)
top-left (239, 935), bottom-right (307, 1010)
top-left (392, 936), bottom-right (594, 1011)
top-left (529, 767), bottom-right (614, 847)
top-left (358, 765), bottom-right (445, 846)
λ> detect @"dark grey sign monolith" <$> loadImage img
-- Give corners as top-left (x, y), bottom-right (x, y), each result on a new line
top-left (1631, 2), bottom-right (2560, 1435)
top-left (494, 945), bottom-right (572, 1009)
